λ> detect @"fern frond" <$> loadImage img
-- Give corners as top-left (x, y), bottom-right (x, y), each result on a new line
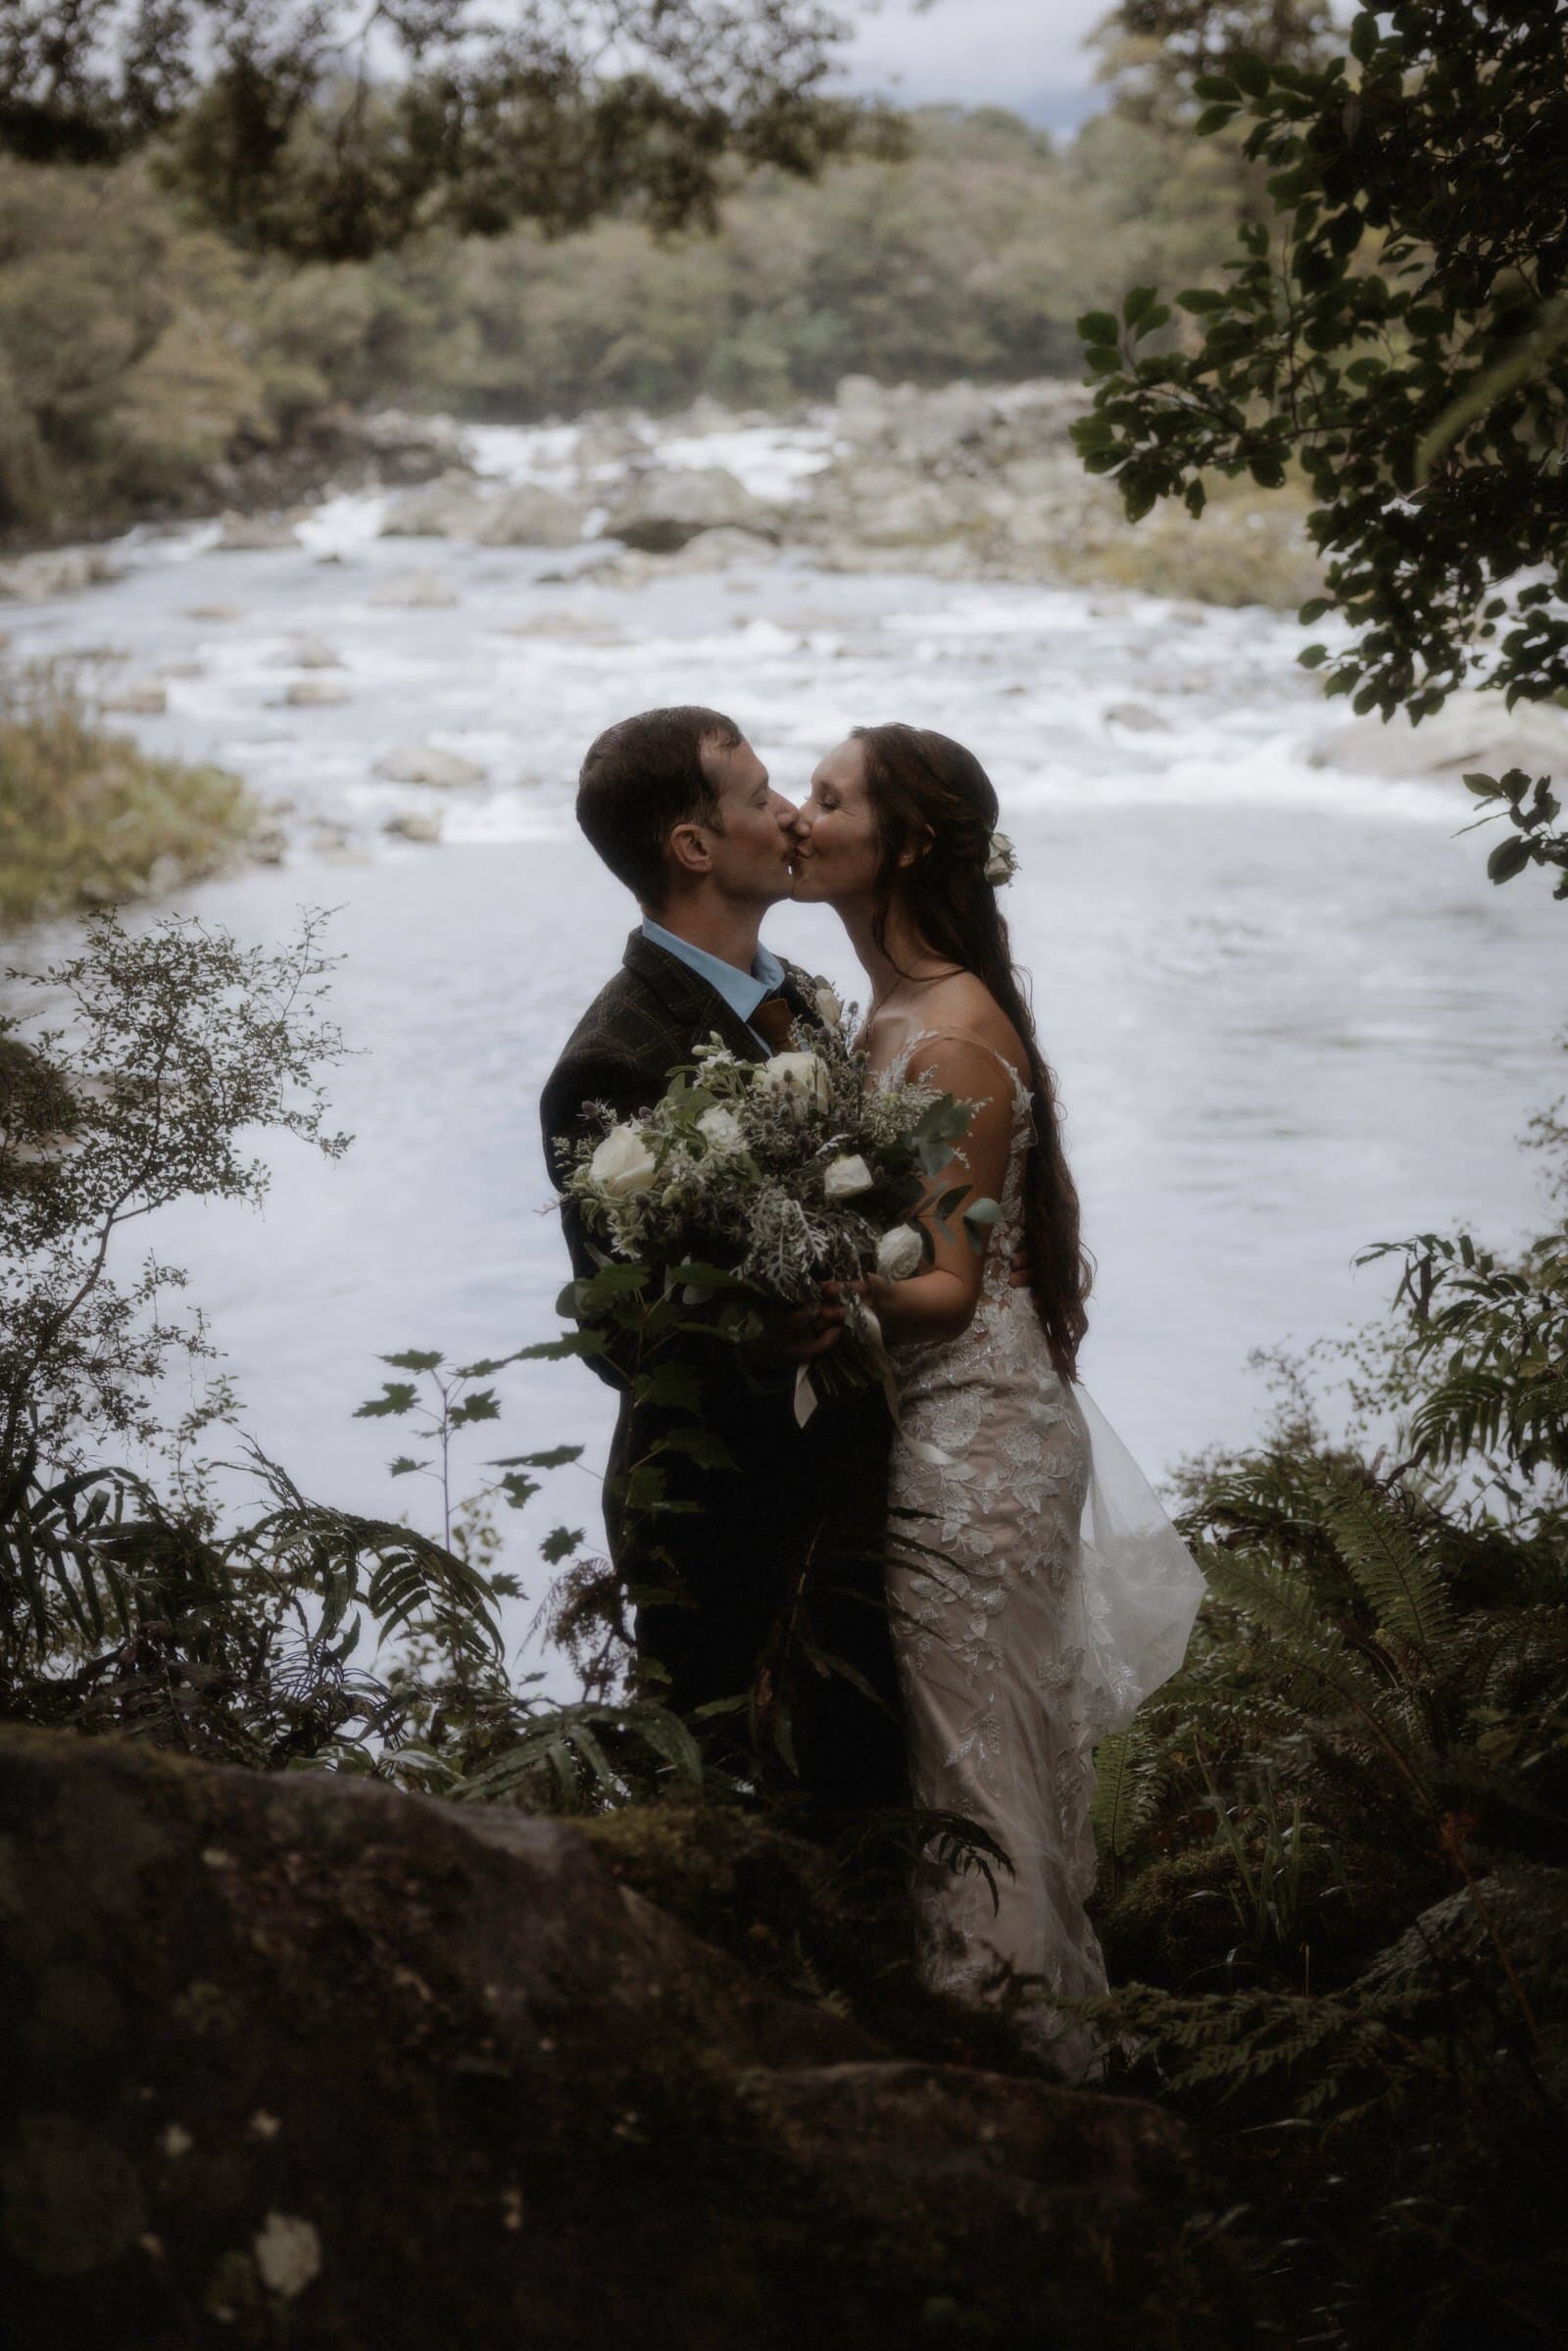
top-left (1315, 1466), bottom-right (1454, 1657)
top-left (1092, 1725), bottom-right (1166, 1863)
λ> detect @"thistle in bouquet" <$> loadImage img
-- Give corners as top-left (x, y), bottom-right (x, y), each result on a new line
top-left (561, 988), bottom-right (998, 1421)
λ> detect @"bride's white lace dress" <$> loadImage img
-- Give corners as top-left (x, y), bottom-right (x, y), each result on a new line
top-left (883, 1031), bottom-right (1205, 2077)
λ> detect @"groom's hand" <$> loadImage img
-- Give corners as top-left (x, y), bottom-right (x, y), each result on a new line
top-left (745, 1298), bottom-right (846, 1366)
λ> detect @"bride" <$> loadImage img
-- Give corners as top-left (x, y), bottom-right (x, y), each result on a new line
top-left (791, 722), bottom-right (1205, 2079)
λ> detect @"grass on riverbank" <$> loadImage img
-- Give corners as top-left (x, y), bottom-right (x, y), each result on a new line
top-left (0, 662), bottom-right (262, 929)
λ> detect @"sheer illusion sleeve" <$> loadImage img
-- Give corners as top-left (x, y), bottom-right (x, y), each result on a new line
top-left (871, 1029), bottom-right (1023, 1348)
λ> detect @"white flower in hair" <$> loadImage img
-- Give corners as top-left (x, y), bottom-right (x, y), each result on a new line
top-left (984, 830), bottom-right (1018, 887)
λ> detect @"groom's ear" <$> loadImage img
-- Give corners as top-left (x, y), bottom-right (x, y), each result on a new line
top-left (666, 820), bottom-right (713, 881)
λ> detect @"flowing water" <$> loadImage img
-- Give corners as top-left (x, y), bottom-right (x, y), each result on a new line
top-left (8, 412), bottom-right (1563, 1673)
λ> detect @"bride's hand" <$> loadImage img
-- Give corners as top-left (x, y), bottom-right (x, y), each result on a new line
top-left (747, 1297), bottom-right (846, 1365)
top-left (821, 1274), bottom-right (894, 1322)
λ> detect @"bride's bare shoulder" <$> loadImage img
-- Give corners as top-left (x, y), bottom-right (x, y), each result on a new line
top-left (918, 973), bottom-right (1028, 1070)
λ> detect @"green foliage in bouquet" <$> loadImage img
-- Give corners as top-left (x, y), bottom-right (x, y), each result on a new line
top-left (561, 1008), bottom-right (998, 1410)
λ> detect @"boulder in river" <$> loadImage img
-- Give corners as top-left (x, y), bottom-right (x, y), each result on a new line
top-left (379, 471), bottom-right (488, 540)
top-left (0, 549), bottom-right (121, 601)
top-left (1308, 690), bottom-right (1568, 782)
top-left (270, 637), bottom-right (343, 670)
top-left (282, 680), bottom-right (349, 708)
top-left (0, 1728), bottom-right (1242, 2350)
top-left (497, 608), bottom-right (625, 643)
top-left (215, 514), bottom-right (301, 553)
top-left (602, 465), bottom-right (775, 554)
top-left (472, 484), bottom-right (590, 549)
top-left (368, 570), bottom-right (460, 609)
top-left (383, 810), bottom-right (443, 844)
top-left (371, 742), bottom-right (487, 788)
top-left (572, 417), bottom-right (651, 471)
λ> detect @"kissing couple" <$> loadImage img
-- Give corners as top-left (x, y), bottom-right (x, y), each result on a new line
top-left (541, 704), bottom-right (1204, 2071)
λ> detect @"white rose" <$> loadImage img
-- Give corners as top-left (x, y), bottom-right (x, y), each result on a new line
top-left (758, 1051), bottom-right (832, 1109)
top-left (813, 984), bottom-right (846, 1032)
top-left (823, 1153), bottom-right (873, 1200)
top-left (696, 1105), bottom-right (745, 1155)
top-left (875, 1223), bottom-right (924, 1282)
top-left (588, 1122), bottom-right (659, 1200)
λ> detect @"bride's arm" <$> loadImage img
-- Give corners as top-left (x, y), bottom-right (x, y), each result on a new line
top-left (838, 1035), bottom-right (1017, 1348)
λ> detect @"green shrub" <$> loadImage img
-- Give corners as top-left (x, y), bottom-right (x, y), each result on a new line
top-left (0, 662), bottom-right (260, 927)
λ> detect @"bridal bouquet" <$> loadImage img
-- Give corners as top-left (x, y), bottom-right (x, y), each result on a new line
top-left (561, 990), bottom-right (991, 1417)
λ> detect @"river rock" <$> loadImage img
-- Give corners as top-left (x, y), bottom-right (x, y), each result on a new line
top-left (184, 603), bottom-right (245, 622)
top-left (356, 408), bottom-right (470, 470)
top-left (472, 484), bottom-right (590, 549)
top-left (282, 680), bottom-right (349, 708)
top-left (368, 570), bottom-right (459, 609)
top-left (371, 742), bottom-right (487, 788)
top-left (270, 637), bottom-right (343, 670)
top-left (215, 514), bottom-right (300, 552)
top-left (380, 471), bottom-right (488, 539)
top-left (664, 525), bottom-right (780, 573)
top-left (154, 659), bottom-right (205, 680)
top-left (383, 810), bottom-right (443, 844)
top-left (573, 418), bottom-right (651, 470)
top-left (498, 609), bottom-right (625, 642)
top-left (601, 466), bottom-right (774, 554)
top-left (1308, 691), bottom-right (1568, 782)
top-left (98, 683), bottom-right (168, 716)
top-left (0, 1728), bottom-right (1240, 2351)
top-left (0, 548), bottom-right (121, 601)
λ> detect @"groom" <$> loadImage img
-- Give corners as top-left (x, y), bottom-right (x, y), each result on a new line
top-left (540, 705), bottom-right (905, 1806)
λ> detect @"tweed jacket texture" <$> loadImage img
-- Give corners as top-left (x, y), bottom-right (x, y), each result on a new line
top-left (540, 928), bottom-right (823, 1322)
top-left (537, 926), bottom-right (904, 1803)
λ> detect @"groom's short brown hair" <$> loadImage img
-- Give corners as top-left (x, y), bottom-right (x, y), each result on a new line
top-left (577, 706), bottom-right (743, 907)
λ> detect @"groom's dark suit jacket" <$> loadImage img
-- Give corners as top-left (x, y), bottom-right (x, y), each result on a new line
top-left (540, 928), bottom-right (904, 1805)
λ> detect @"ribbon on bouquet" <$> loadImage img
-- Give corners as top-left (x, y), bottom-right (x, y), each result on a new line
top-left (793, 1295), bottom-right (953, 1467)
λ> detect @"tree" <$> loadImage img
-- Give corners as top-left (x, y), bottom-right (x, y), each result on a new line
top-left (1091, 0), bottom-right (1338, 120)
top-left (0, 0), bottom-right (871, 261)
top-left (1074, 2), bottom-right (1568, 898)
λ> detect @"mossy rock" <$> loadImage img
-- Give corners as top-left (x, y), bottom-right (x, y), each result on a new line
top-left (583, 1801), bottom-right (1072, 2074)
top-left (0, 1728), bottom-right (1250, 2348)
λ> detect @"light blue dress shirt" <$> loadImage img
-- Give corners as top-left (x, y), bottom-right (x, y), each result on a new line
top-left (640, 917), bottom-right (787, 1047)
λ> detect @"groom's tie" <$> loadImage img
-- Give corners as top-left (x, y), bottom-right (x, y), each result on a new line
top-left (751, 990), bottom-right (796, 1052)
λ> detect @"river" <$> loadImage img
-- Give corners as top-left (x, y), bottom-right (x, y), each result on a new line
top-left (7, 408), bottom-right (1562, 1676)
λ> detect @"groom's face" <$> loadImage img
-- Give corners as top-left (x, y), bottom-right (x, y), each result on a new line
top-left (697, 734), bottom-right (799, 906)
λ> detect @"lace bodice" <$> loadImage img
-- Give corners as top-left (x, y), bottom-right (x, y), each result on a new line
top-left (881, 1026), bottom-right (1038, 1391)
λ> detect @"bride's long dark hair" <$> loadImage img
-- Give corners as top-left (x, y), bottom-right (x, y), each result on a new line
top-left (853, 721), bottom-right (1092, 1383)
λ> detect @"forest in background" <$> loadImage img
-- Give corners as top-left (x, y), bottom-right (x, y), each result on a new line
top-left (0, 92), bottom-right (1267, 542)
